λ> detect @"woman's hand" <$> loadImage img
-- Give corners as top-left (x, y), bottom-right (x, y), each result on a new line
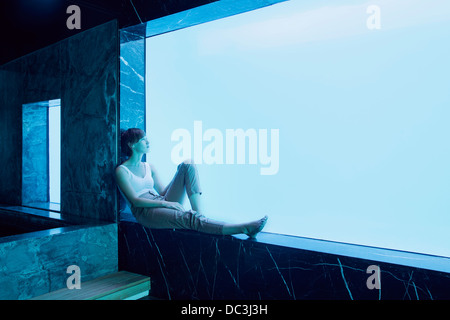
top-left (163, 201), bottom-right (184, 211)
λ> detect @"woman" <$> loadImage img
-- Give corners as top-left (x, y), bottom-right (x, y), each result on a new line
top-left (115, 128), bottom-right (268, 237)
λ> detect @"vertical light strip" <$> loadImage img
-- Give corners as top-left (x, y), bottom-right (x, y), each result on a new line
top-left (48, 99), bottom-right (61, 204)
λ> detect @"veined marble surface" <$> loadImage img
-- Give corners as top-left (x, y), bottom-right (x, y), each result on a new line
top-left (119, 36), bottom-right (145, 132)
top-left (119, 216), bottom-right (450, 300)
top-left (0, 223), bottom-right (117, 300)
top-left (0, 21), bottom-right (119, 222)
top-left (22, 102), bottom-right (49, 205)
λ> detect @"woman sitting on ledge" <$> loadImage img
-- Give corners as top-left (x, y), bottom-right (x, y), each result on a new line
top-left (115, 128), bottom-right (268, 237)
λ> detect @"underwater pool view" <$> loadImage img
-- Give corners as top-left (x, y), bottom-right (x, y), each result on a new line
top-left (145, 0), bottom-right (450, 257)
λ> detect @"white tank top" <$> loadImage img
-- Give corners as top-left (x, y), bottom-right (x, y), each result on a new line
top-left (118, 162), bottom-right (156, 207)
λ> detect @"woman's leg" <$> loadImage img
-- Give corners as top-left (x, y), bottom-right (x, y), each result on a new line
top-left (189, 193), bottom-right (204, 214)
top-left (144, 160), bottom-right (268, 236)
top-left (134, 205), bottom-right (267, 237)
top-left (133, 206), bottom-right (224, 235)
top-left (221, 216), bottom-right (268, 237)
top-left (164, 160), bottom-right (204, 213)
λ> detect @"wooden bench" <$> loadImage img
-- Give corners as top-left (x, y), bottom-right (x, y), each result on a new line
top-left (30, 271), bottom-right (150, 300)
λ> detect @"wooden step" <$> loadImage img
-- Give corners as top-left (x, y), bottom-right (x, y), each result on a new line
top-left (30, 271), bottom-right (150, 300)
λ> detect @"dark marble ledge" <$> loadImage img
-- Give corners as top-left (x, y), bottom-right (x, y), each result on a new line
top-left (0, 204), bottom-right (110, 226)
top-left (0, 203), bottom-right (116, 245)
top-left (231, 232), bottom-right (450, 274)
top-left (119, 210), bottom-right (450, 274)
top-left (0, 224), bottom-right (110, 244)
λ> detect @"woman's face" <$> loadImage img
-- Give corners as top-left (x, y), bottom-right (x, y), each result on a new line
top-left (131, 135), bottom-right (150, 154)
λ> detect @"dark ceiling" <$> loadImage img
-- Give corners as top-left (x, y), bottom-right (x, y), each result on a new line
top-left (0, 0), bottom-right (216, 66)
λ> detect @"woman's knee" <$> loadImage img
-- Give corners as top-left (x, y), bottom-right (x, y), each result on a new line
top-left (184, 210), bottom-right (205, 229)
top-left (177, 158), bottom-right (202, 196)
top-left (178, 158), bottom-right (195, 167)
top-left (178, 158), bottom-right (198, 172)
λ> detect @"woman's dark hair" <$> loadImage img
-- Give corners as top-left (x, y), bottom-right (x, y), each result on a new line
top-left (121, 128), bottom-right (145, 157)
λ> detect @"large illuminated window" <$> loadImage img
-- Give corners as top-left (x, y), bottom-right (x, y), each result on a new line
top-left (145, 0), bottom-right (450, 257)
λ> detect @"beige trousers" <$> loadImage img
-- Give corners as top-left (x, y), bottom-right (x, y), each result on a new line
top-left (131, 162), bottom-right (223, 235)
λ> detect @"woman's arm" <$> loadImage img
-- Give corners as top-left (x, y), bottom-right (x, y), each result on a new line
top-left (116, 166), bottom-right (184, 211)
top-left (149, 163), bottom-right (169, 197)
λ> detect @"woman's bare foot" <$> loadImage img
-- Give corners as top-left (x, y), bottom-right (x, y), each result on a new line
top-left (244, 216), bottom-right (268, 238)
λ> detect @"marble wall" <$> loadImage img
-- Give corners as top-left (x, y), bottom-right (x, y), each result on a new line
top-left (119, 214), bottom-right (450, 300)
top-left (0, 222), bottom-right (118, 300)
top-left (0, 22), bottom-right (120, 299)
top-left (0, 61), bottom-right (23, 206)
top-left (119, 25), bottom-right (146, 134)
top-left (0, 21), bottom-right (119, 222)
top-left (117, 27), bottom-right (147, 212)
top-left (22, 102), bottom-right (49, 205)
top-left (60, 21), bottom-right (119, 222)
